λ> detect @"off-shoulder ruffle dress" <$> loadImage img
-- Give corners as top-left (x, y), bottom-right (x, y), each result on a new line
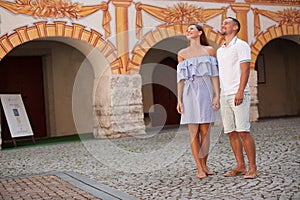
top-left (177, 56), bottom-right (221, 124)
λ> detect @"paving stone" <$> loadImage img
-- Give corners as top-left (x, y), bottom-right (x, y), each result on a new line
top-left (0, 175), bottom-right (102, 200)
top-left (0, 117), bottom-right (299, 199)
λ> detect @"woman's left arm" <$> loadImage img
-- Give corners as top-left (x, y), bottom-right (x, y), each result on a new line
top-left (211, 76), bottom-right (220, 110)
top-left (205, 46), bottom-right (220, 110)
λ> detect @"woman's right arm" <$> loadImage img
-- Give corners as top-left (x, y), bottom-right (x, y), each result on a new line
top-left (177, 54), bottom-right (185, 114)
top-left (177, 80), bottom-right (184, 114)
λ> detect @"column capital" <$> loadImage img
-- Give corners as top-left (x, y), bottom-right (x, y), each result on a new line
top-left (230, 3), bottom-right (250, 42)
top-left (231, 3), bottom-right (250, 13)
top-left (112, 0), bottom-right (132, 7)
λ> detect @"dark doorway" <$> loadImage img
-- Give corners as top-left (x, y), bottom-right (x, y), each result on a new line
top-left (0, 56), bottom-right (47, 141)
top-left (152, 57), bottom-right (181, 126)
top-left (256, 38), bottom-right (300, 118)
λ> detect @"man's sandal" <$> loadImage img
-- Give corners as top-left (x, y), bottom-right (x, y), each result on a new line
top-left (224, 169), bottom-right (247, 177)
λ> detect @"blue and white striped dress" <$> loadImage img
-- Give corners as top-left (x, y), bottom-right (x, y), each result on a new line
top-left (177, 56), bottom-right (221, 124)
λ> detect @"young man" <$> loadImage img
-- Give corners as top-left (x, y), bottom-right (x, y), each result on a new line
top-left (217, 17), bottom-right (258, 179)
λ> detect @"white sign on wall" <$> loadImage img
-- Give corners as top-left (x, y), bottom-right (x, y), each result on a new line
top-left (0, 94), bottom-right (34, 138)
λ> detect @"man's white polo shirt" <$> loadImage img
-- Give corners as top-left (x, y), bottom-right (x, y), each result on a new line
top-left (217, 36), bottom-right (251, 96)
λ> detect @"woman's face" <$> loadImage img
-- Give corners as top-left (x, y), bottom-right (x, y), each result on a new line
top-left (186, 25), bottom-right (201, 40)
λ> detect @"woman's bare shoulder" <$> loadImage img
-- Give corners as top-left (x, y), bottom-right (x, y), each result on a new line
top-left (178, 48), bottom-right (188, 56)
top-left (204, 46), bottom-right (216, 57)
top-left (178, 48), bottom-right (188, 62)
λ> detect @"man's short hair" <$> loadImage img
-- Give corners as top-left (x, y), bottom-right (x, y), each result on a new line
top-left (227, 17), bottom-right (240, 33)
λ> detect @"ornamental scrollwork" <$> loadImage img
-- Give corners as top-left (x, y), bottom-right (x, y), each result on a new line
top-left (0, 0), bottom-right (111, 37)
top-left (16, 0), bottom-right (82, 18)
top-left (164, 3), bottom-right (205, 24)
top-left (277, 8), bottom-right (300, 25)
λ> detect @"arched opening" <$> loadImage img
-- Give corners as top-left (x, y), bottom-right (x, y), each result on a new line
top-left (255, 36), bottom-right (300, 118)
top-left (140, 36), bottom-right (186, 127)
top-left (130, 23), bottom-right (223, 74)
top-left (151, 57), bottom-right (180, 126)
top-left (0, 38), bottom-right (109, 142)
top-left (140, 35), bottom-right (220, 128)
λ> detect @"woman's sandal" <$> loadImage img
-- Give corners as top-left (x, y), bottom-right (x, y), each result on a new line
top-left (204, 169), bottom-right (214, 175)
top-left (244, 171), bottom-right (258, 179)
top-left (224, 169), bottom-right (247, 177)
top-left (197, 172), bottom-right (207, 179)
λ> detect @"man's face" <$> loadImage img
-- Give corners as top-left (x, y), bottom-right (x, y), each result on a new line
top-left (220, 18), bottom-right (236, 36)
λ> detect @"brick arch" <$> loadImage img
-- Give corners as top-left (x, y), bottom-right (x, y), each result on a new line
top-left (250, 23), bottom-right (300, 69)
top-left (0, 21), bottom-right (121, 74)
top-left (128, 23), bottom-right (224, 74)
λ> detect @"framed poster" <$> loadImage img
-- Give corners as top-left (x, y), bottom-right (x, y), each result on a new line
top-left (0, 94), bottom-right (34, 138)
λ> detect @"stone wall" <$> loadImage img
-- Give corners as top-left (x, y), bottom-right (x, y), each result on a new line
top-left (94, 74), bottom-right (146, 138)
top-left (249, 70), bottom-right (259, 122)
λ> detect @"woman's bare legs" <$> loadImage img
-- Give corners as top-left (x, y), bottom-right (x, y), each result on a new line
top-left (199, 123), bottom-right (214, 175)
top-left (188, 124), bottom-right (206, 178)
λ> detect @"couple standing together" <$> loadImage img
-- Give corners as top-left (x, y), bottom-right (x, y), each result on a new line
top-left (176, 17), bottom-right (258, 179)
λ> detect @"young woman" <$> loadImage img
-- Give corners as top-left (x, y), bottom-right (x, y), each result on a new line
top-left (177, 24), bottom-right (220, 179)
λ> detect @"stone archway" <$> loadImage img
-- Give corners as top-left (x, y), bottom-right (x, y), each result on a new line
top-left (128, 23), bottom-right (224, 73)
top-left (0, 40), bottom-right (97, 139)
top-left (250, 23), bottom-right (300, 69)
top-left (0, 21), bottom-right (133, 140)
top-left (0, 21), bottom-right (122, 74)
top-left (244, 23), bottom-right (299, 120)
top-left (253, 33), bottom-right (300, 118)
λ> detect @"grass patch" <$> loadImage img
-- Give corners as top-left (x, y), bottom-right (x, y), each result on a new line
top-left (1, 132), bottom-right (96, 150)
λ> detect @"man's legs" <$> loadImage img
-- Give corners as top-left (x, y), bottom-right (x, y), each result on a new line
top-left (224, 131), bottom-right (247, 176)
top-left (239, 132), bottom-right (257, 178)
top-left (234, 93), bottom-right (257, 178)
top-left (221, 94), bottom-right (249, 176)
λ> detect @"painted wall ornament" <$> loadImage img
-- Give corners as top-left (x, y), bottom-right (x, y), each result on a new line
top-left (246, 0), bottom-right (300, 6)
top-left (135, 2), bottom-right (228, 39)
top-left (277, 8), bottom-right (300, 25)
top-left (0, 0), bottom-right (111, 37)
top-left (253, 7), bottom-right (300, 36)
top-left (164, 3), bottom-right (206, 24)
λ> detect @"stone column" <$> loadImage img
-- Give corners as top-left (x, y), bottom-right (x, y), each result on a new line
top-left (231, 3), bottom-right (250, 42)
top-left (112, 0), bottom-right (132, 74)
top-left (249, 70), bottom-right (259, 121)
top-left (94, 73), bottom-right (145, 138)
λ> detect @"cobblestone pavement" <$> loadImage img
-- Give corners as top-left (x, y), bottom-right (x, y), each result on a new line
top-left (0, 117), bottom-right (299, 199)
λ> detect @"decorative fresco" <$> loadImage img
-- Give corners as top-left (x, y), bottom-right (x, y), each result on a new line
top-left (181, 0), bottom-right (234, 2)
top-left (253, 7), bottom-right (300, 35)
top-left (0, 0), bottom-right (111, 37)
top-left (0, 0), bottom-right (299, 73)
top-left (135, 2), bottom-right (227, 39)
top-left (246, 0), bottom-right (300, 6)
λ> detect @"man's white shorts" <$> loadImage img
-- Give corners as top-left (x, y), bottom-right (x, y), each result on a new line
top-left (220, 92), bottom-right (251, 133)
